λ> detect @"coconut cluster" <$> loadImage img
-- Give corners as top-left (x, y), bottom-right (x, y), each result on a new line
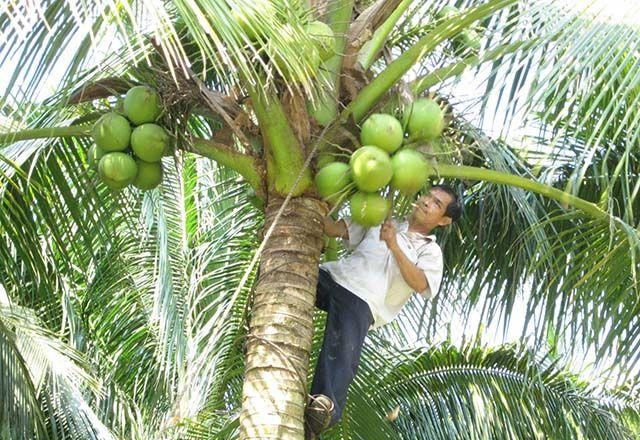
top-left (315, 98), bottom-right (445, 227)
top-left (89, 85), bottom-right (169, 191)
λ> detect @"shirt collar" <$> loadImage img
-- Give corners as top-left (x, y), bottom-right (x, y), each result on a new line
top-left (399, 221), bottom-right (436, 243)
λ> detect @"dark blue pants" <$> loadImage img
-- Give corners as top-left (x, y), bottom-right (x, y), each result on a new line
top-left (311, 269), bottom-right (374, 426)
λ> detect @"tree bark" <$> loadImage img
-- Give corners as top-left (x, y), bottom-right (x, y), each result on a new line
top-left (240, 196), bottom-right (327, 440)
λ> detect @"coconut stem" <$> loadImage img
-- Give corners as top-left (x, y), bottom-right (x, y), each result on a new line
top-left (0, 125), bottom-right (91, 145)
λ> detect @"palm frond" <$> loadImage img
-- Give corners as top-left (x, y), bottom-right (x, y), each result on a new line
top-left (0, 310), bottom-right (47, 440)
top-left (1, 302), bottom-right (122, 440)
top-left (339, 338), bottom-right (637, 440)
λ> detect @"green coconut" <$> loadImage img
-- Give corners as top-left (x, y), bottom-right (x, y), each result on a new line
top-left (360, 113), bottom-right (404, 154)
top-left (98, 152), bottom-right (138, 190)
top-left (130, 123), bottom-right (170, 163)
top-left (402, 98), bottom-right (445, 141)
top-left (349, 191), bottom-right (390, 227)
top-left (133, 160), bottom-right (163, 190)
top-left (315, 162), bottom-right (352, 204)
top-left (349, 147), bottom-right (365, 167)
top-left (123, 85), bottom-right (162, 125)
top-left (316, 151), bottom-right (337, 169)
top-left (92, 112), bottom-right (131, 152)
top-left (87, 144), bottom-right (105, 170)
top-left (306, 20), bottom-right (335, 61)
top-left (269, 24), bottom-right (321, 81)
top-left (350, 145), bottom-right (393, 192)
top-left (232, 0), bottom-right (276, 41)
top-left (390, 149), bottom-right (429, 195)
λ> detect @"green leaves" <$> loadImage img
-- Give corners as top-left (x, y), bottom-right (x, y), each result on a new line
top-left (340, 339), bottom-right (638, 440)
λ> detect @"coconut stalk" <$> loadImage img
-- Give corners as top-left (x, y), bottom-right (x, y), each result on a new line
top-left (249, 90), bottom-right (312, 195)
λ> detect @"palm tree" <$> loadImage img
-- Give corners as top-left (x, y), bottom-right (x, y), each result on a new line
top-left (0, 0), bottom-right (639, 439)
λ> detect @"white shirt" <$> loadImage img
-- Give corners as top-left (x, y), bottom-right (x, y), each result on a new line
top-left (321, 219), bottom-right (443, 328)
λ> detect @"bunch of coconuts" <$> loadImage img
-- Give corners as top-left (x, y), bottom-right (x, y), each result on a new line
top-left (315, 97), bottom-right (445, 227)
top-left (89, 85), bottom-right (170, 191)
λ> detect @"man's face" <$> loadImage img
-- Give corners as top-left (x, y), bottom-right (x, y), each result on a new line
top-left (411, 188), bottom-right (454, 229)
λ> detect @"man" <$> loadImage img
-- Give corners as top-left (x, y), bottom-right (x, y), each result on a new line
top-left (305, 184), bottom-right (462, 439)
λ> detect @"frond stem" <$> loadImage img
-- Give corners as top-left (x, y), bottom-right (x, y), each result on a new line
top-left (344, 0), bottom-right (516, 123)
top-left (410, 39), bottom-right (538, 95)
top-left (248, 90), bottom-right (312, 196)
top-left (190, 137), bottom-right (265, 198)
top-left (357, 0), bottom-right (413, 70)
top-left (0, 125), bottom-right (91, 145)
top-left (432, 163), bottom-right (618, 225)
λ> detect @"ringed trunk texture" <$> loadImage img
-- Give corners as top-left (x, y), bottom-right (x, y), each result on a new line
top-left (240, 196), bottom-right (327, 440)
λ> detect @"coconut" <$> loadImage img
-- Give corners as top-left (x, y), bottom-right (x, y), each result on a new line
top-left (98, 152), bottom-right (138, 190)
top-left (315, 162), bottom-right (352, 204)
top-left (350, 146), bottom-right (393, 192)
top-left (316, 151), bottom-right (337, 169)
top-left (360, 113), bottom-right (404, 154)
top-left (232, 0), bottom-right (276, 41)
top-left (269, 24), bottom-right (321, 81)
top-left (92, 112), bottom-right (131, 152)
top-left (350, 191), bottom-right (390, 227)
top-left (130, 123), bottom-right (170, 163)
top-left (87, 144), bottom-right (105, 170)
top-left (123, 86), bottom-right (162, 125)
top-left (349, 147), bottom-right (365, 167)
top-left (390, 149), bottom-right (429, 195)
top-left (133, 160), bottom-right (163, 190)
top-left (402, 98), bottom-right (445, 141)
top-left (306, 20), bottom-right (335, 61)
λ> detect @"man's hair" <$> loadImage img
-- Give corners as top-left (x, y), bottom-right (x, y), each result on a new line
top-left (431, 184), bottom-right (462, 222)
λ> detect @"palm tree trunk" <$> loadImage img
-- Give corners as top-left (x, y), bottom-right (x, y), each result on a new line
top-left (240, 195), bottom-right (327, 440)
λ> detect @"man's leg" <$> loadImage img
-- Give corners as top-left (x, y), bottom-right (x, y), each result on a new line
top-left (311, 269), bottom-right (373, 425)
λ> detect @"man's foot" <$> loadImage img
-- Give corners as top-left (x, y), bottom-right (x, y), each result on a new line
top-left (304, 394), bottom-right (334, 440)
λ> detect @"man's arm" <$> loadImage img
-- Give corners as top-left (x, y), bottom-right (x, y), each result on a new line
top-left (379, 220), bottom-right (429, 293)
top-left (324, 217), bottom-right (349, 240)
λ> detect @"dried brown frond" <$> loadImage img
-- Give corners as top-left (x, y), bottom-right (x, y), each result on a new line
top-left (67, 77), bottom-right (131, 104)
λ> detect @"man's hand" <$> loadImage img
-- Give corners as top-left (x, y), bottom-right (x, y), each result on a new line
top-left (324, 217), bottom-right (349, 239)
top-left (379, 220), bottom-right (398, 250)
top-left (380, 220), bottom-right (429, 293)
